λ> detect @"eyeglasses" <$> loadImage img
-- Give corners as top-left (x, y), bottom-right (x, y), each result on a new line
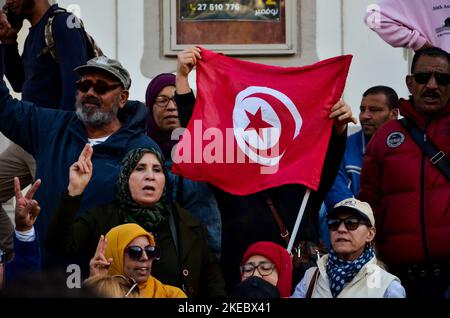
top-left (125, 245), bottom-right (160, 261)
top-left (76, 80), bottom-right (122, 95)
top-left (327, 216), bottom-right (371, 231)
top-left (240, 261), bottom-right (275, 278)
top-left (155, 95), bottom-right (176, 108)
top-left (112, 275), bottom-right (138, 298)
top-left (412, 72), bottom-right (450, 86)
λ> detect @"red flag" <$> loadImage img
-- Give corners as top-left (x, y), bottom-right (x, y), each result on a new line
top-left (172, 49), bottom-right (352, 195)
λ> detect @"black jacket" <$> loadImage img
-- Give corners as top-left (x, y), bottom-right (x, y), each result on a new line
top-left (46, 193), bottom-right (226, 298)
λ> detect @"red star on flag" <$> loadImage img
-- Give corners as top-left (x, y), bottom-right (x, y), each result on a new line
top-left (244, 107), bottom-right (273, 141)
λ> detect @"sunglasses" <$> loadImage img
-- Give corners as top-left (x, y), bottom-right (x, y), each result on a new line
top-left (126, 245), bottom-right (160, 261)
top-left (76, 80), bottom-right (122, 95)
top-left (155, 95), bottom-right (176, 108)
top-left (327, 216), bottom-right (371, 231)
top-left (412, 72), bottom-right (450, 86)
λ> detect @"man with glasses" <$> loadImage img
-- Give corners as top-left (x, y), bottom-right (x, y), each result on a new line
top-left (0, 54), bottom-right (159, 268)
top-left (320, 86), bottom-right (399, 247)
top-left (359, 47), bottom-right (450, 298)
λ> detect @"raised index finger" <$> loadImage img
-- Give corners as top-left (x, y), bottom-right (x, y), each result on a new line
top-left (95, 235), bottom-right (105, 255)
top-left (79, 143), bottom-right (92, 161)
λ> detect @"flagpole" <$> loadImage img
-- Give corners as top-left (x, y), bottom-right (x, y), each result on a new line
top-left (287, 188), bottom-right (311, 254)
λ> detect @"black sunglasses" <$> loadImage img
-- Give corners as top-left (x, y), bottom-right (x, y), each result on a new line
top-left (76, 80), bottom-right (122, 95)
top-left (327, 216), bottom-right (371, 231)
top-left (412, 72), bottom-right (450, 86)
top-left (126, 245), bottom-right (160, 261)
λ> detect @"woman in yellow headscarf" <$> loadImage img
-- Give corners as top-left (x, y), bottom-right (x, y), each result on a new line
top-left (89, 223), bottom-right (186, 298)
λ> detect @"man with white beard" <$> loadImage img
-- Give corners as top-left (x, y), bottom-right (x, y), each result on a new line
top-left (0, 54), bottom-right (159, 267)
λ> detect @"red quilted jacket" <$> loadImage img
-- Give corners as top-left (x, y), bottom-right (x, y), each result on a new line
top-left (359, 98), bottom-right (450, 265)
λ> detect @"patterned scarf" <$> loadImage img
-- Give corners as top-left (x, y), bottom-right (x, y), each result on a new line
top-left (116, 148), bottom-right (170, 232)
top-left (326, 247), bottom-right (375, 298)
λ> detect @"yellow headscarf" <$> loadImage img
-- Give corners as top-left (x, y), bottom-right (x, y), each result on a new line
top-left (105, 223), bottom-right (186, 298)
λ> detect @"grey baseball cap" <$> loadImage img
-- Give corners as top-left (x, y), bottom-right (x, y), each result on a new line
top-left (75, 56), bottom-right (131, 90)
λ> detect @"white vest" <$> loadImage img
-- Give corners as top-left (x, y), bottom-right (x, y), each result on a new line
top-left (304, 255), bottom-right (400, 298)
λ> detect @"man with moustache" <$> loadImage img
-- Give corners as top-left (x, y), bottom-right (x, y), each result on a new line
top-left (0, 54), bottom-right (159, 266)
top-left (0, 0), bottom-right (88, 260)
top-left (324, 86), bottom-right (399, 211)
top-left (359, 47), bottom-right (450, 298)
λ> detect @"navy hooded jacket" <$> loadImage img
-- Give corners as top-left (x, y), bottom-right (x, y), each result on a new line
top-left (0, 47), bottom-right (159, 260)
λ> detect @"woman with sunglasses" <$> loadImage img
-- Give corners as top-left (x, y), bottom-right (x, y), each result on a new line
top-left (234, 241), bottom-right (292, 298)
top-left (291, 198), bottom-right (405, 298)
top-left (85, 223), bottom-right (186, 298)
top-left (46, 145), bottom-right (226, 298)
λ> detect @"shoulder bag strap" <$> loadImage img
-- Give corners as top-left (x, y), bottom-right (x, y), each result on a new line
top-left (41, 8), bottom-right (67, 62)
top-left (265, 196), bottom-right (290, 245)
top-left (399, 118), bottom-right (450, 182)
top-left (305, 268), bottom-right (320, 298)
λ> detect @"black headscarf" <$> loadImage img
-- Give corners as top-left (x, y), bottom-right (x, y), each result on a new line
top-left (116, 148), bottom-right (170, 231)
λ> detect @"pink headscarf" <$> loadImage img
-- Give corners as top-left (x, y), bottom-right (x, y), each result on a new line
top-left (241, 241), bottom-right (293, 297)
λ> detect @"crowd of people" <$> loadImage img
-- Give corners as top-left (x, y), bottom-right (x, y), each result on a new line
top-left (0, 0), bottom-right (448, 299)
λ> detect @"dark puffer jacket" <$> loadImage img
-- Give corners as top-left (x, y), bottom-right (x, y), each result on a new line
top-left (359, 98), bottom-right (450, 265)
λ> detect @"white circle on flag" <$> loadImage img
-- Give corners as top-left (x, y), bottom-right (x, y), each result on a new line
top-left (233, 86), bottom-right (302, 166)
top-left (233, 97), bottom-right (281, 150)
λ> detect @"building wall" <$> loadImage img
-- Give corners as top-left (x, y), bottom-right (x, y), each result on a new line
top-left (3, 0), bottom-right (410, 137)
top-left (0, 0), bottom-right (412, 212)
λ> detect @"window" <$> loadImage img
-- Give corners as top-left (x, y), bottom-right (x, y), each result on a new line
top-left (163, 0), bottom-right (298, 56)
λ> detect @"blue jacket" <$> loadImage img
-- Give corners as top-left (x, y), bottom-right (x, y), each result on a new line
top-left (4, 4), bottom-right (87, 110)
top-left (5, 234), bottom-right (41, 282)
top-left (0, 48), bottom-right (159, 262)
top-left (324, 130), bottom-right (367, 211)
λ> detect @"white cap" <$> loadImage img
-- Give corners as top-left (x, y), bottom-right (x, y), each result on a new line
top-left (330, 198), bottom-right (375, 226)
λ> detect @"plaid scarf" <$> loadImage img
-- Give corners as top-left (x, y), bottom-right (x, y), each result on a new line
top-left (326, 247), bottom-right (374, 298)
top-left (116, 148), bottom-right (170, 231)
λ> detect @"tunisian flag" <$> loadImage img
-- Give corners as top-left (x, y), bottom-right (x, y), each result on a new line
top-left (172, 49), bottom-right (352, 195)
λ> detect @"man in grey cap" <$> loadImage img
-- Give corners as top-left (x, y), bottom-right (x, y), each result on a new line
top-left (0, 53), bottom-right (159, 268)
top-left (73, 56), bottom-right (132, 135)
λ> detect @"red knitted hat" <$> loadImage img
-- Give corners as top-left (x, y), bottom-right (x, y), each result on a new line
top-left (241, 241), bottom-right (292, 297)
